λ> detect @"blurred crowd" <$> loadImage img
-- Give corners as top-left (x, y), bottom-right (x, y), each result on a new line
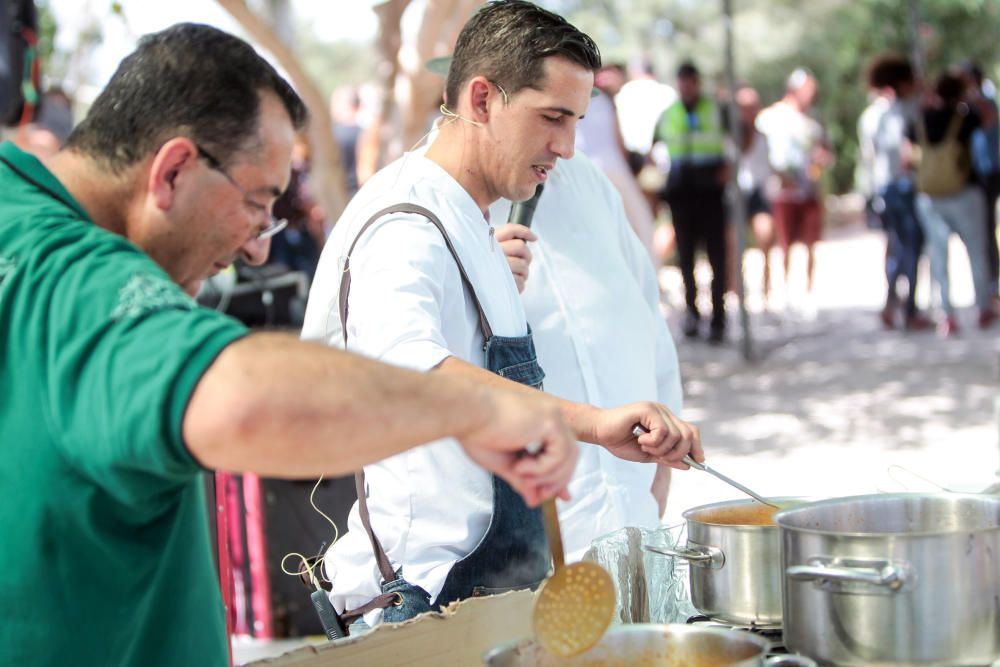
top-left (7, 31), bottom-right (998, 340)
top-left (857, 55), bottom-right (999, 335)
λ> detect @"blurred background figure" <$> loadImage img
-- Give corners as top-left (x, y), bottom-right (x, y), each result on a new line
top-left (615, 56), bottom-right (677, 262)
top-left (266, 133), bottom-right (327, 284)
top-left (0, 0), bottom-right (39, 131)
top-left (865, 55), bottom-right (932, 331)
top-left (16, 88), bottom-right (73, 159)
top-left (576, 63), bottom-right (657, 264)
top-left (959, 61), bottom-right (1000, 305)
top-left (654, 61), bottom-right (728, 343)
top-left (733, 84), bottom-right (775, 310)
top-left (330, 85), bottom-right (363, 199)
top-left (910, 69), bottom-right (996, 335)
top-left (616, 56), bottom-right (676, 169)
top-left (857, 68), bottom-right (892, 231)
top-left (756, 68), bottom-right (833, 311)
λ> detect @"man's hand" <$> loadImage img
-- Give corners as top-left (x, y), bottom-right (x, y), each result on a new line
top-left (456, 386), bottom-right (577, 507)
top-left (494, 223), bottom-right (537, 293)
top-left (590, 402), bottom-right (703, 469)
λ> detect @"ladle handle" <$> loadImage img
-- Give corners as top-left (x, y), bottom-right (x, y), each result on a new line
top-left (631, 425), bottom-right (778, 509)
top-left (695, 463), bottom-right (778, 508)
top-left (541, 498), bottom-right (565, 569)
top-left (682, 455), bottom-right (706, 471)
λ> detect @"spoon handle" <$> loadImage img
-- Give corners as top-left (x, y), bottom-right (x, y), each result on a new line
top-left (632, 424), bottom-right (778, 509)
top-left (541, 498), bottom-right (565, 569)
top-left (695, 462), bottom-right (779, 508)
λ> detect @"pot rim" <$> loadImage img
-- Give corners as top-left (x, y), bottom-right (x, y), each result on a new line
top-left (482, 623), bottom-right (771, 662)
top-left (774, 491), bottom-right (1000, 537)
top-left (682, 497), bottom-right (809, 528)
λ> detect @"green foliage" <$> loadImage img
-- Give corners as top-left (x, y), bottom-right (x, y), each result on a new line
top-left (294, 20), bottom-right (377, 101)
top-left (34, 1), bottom-right (58, 63)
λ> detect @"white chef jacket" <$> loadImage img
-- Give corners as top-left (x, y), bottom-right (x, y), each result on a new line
top-left (615, 78), bottom-right (677, 155)
top-left (576, 93), bottom-right (658, 261)
top-left (576, 92), bottom-right (630, 175)
top-left (301, 151), bottom-right (530, 624)
top-left (489, 152), bottom-right (684, 562)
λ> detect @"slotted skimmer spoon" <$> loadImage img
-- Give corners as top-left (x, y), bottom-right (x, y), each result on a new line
top-left (631, 425), bottom-right (779, 509)
top-left (532, 497), bottom-right (616, 656)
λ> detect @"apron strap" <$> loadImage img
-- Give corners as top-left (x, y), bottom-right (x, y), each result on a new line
top-left (338, 202), bottom-right (495, 590)
top-left (340, 591), bottom-right (405, 626)
top-left (338, 203), bottom-right (494, 347)
top-left (355, 470), bottom-right (396, 584)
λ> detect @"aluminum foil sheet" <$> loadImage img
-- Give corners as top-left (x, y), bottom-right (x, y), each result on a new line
top-left (581, 525), bottom-right (697, 625)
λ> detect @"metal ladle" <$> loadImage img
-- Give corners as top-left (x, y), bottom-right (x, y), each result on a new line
top-left (532, 497), bottom-right (616, 656)
top-left (632, 425), bottom-right (779, 509)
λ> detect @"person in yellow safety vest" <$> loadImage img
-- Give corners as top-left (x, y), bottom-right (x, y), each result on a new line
top-left (653, 61), bottom-right (728, 343)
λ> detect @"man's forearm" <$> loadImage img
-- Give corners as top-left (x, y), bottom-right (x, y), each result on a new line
top-left (184, 333), bottom-right (494, 476)
top-left (436, 355), bottom-right (601, 442)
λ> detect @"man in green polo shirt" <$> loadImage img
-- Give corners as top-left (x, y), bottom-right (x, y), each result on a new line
top-left (0, 23), bottom-right (579, 666)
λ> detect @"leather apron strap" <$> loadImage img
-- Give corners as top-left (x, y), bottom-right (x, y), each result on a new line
top-left (339, 202), bottom-right (495, 590)
top-left (338, 203), bottom-right (493, 347)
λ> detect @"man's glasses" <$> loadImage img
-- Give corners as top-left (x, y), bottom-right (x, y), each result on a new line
top-left (196, 144), bottom-right (288, 241)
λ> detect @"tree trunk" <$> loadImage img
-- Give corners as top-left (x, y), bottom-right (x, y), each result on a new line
top-left (356, 0), bottom-right (410, 185)
top-left (216, 0), bottom-right (348, 225)
top-left (400, 0), bottom-right (480, 150)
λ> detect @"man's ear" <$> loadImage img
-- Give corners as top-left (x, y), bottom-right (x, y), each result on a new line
top-left (468, 77), bottom-right (493, 123)
top-left (148, 138), bottom-right (199, 212)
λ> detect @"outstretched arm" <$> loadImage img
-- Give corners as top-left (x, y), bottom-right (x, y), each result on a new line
top-left (183, 332), bottom-right (578, 506)
top-left (437, 355), bottom-right (702, 469)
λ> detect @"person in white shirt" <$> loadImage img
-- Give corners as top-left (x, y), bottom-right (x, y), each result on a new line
top-left (576, 65), bottom-right (657, 263)
top-left (489, 151), bottom-right (683, 561)
top-left (616, 58), bottom-right (677, 157)
top-left (301, 0), bottom-right (702, 631)
top-left (734, 85), bottom-right (776, 307)
top-left (755, 69), bottom-right (833, 301)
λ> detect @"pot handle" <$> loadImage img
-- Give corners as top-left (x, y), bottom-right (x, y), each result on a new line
top-left (786, 559), bottom-right (909, 590)
top-left (765, 656), bottom-right (818, 667)
top-left (643, 544), bottom-right (725, 569)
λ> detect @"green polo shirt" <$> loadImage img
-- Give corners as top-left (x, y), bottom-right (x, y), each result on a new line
top-left (0, 142), bottom-right (248, 666)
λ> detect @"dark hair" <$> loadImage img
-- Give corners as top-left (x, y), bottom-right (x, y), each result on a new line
top-left (867, 54), bottom-right (914, 93)
top-left (959, 60), bottom-right (984, 86)
top-left (935, 70), bottom-right (966, 104)
top-left (66, 23), bottom-right (308, 172)
top-left (445, 0), bottom-right (600, 107)
top-left (677, 61), bottom-right (699, 80)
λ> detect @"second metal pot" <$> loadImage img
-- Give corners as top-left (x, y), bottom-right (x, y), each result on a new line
top-left (653, 498), bottom-right (802, 627)
top-left (777, 492), bottom-right (1000, 666)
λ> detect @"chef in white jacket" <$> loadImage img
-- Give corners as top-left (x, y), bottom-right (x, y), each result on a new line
top-left (301, 1), bottom-right (701, 631)
top-left (489, 151), bottom-right (684, 561)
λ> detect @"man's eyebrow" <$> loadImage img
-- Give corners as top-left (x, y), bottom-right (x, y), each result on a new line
top-left (542, 106), bottom-right (585, 119)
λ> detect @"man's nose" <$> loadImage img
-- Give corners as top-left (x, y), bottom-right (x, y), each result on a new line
top-left (239, 236), bottom-right (271, 266)
top-left (551, 126), bottom-right (576, 160)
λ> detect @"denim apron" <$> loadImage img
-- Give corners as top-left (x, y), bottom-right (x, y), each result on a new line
top-left (335, 204), bottom-right (549, 629)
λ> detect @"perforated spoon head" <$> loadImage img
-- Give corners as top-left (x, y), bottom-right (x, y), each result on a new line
top-left (533, 560), bottom-right (616, 657)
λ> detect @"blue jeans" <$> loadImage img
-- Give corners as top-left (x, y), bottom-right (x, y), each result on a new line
top-left (916, 187), bottom-right (992, 315)
top-left (880, 179), bottom-right (925, 316)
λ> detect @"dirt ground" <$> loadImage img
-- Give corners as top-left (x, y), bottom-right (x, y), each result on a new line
top-left (659, 223), bottom-right (1000, 526)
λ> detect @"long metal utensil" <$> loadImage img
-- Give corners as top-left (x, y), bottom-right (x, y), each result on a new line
top-left (532, 497), bottom-right (616, 657)
top-left (631, 425), bottom-right (779, 509)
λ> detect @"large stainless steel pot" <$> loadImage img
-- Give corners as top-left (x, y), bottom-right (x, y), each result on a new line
top-left (776, 492), bottom-right (1000, 666)
top-left (482, 624), bottom-right (817, 666)
top-left (651, 498), bottom-right (801, 627)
